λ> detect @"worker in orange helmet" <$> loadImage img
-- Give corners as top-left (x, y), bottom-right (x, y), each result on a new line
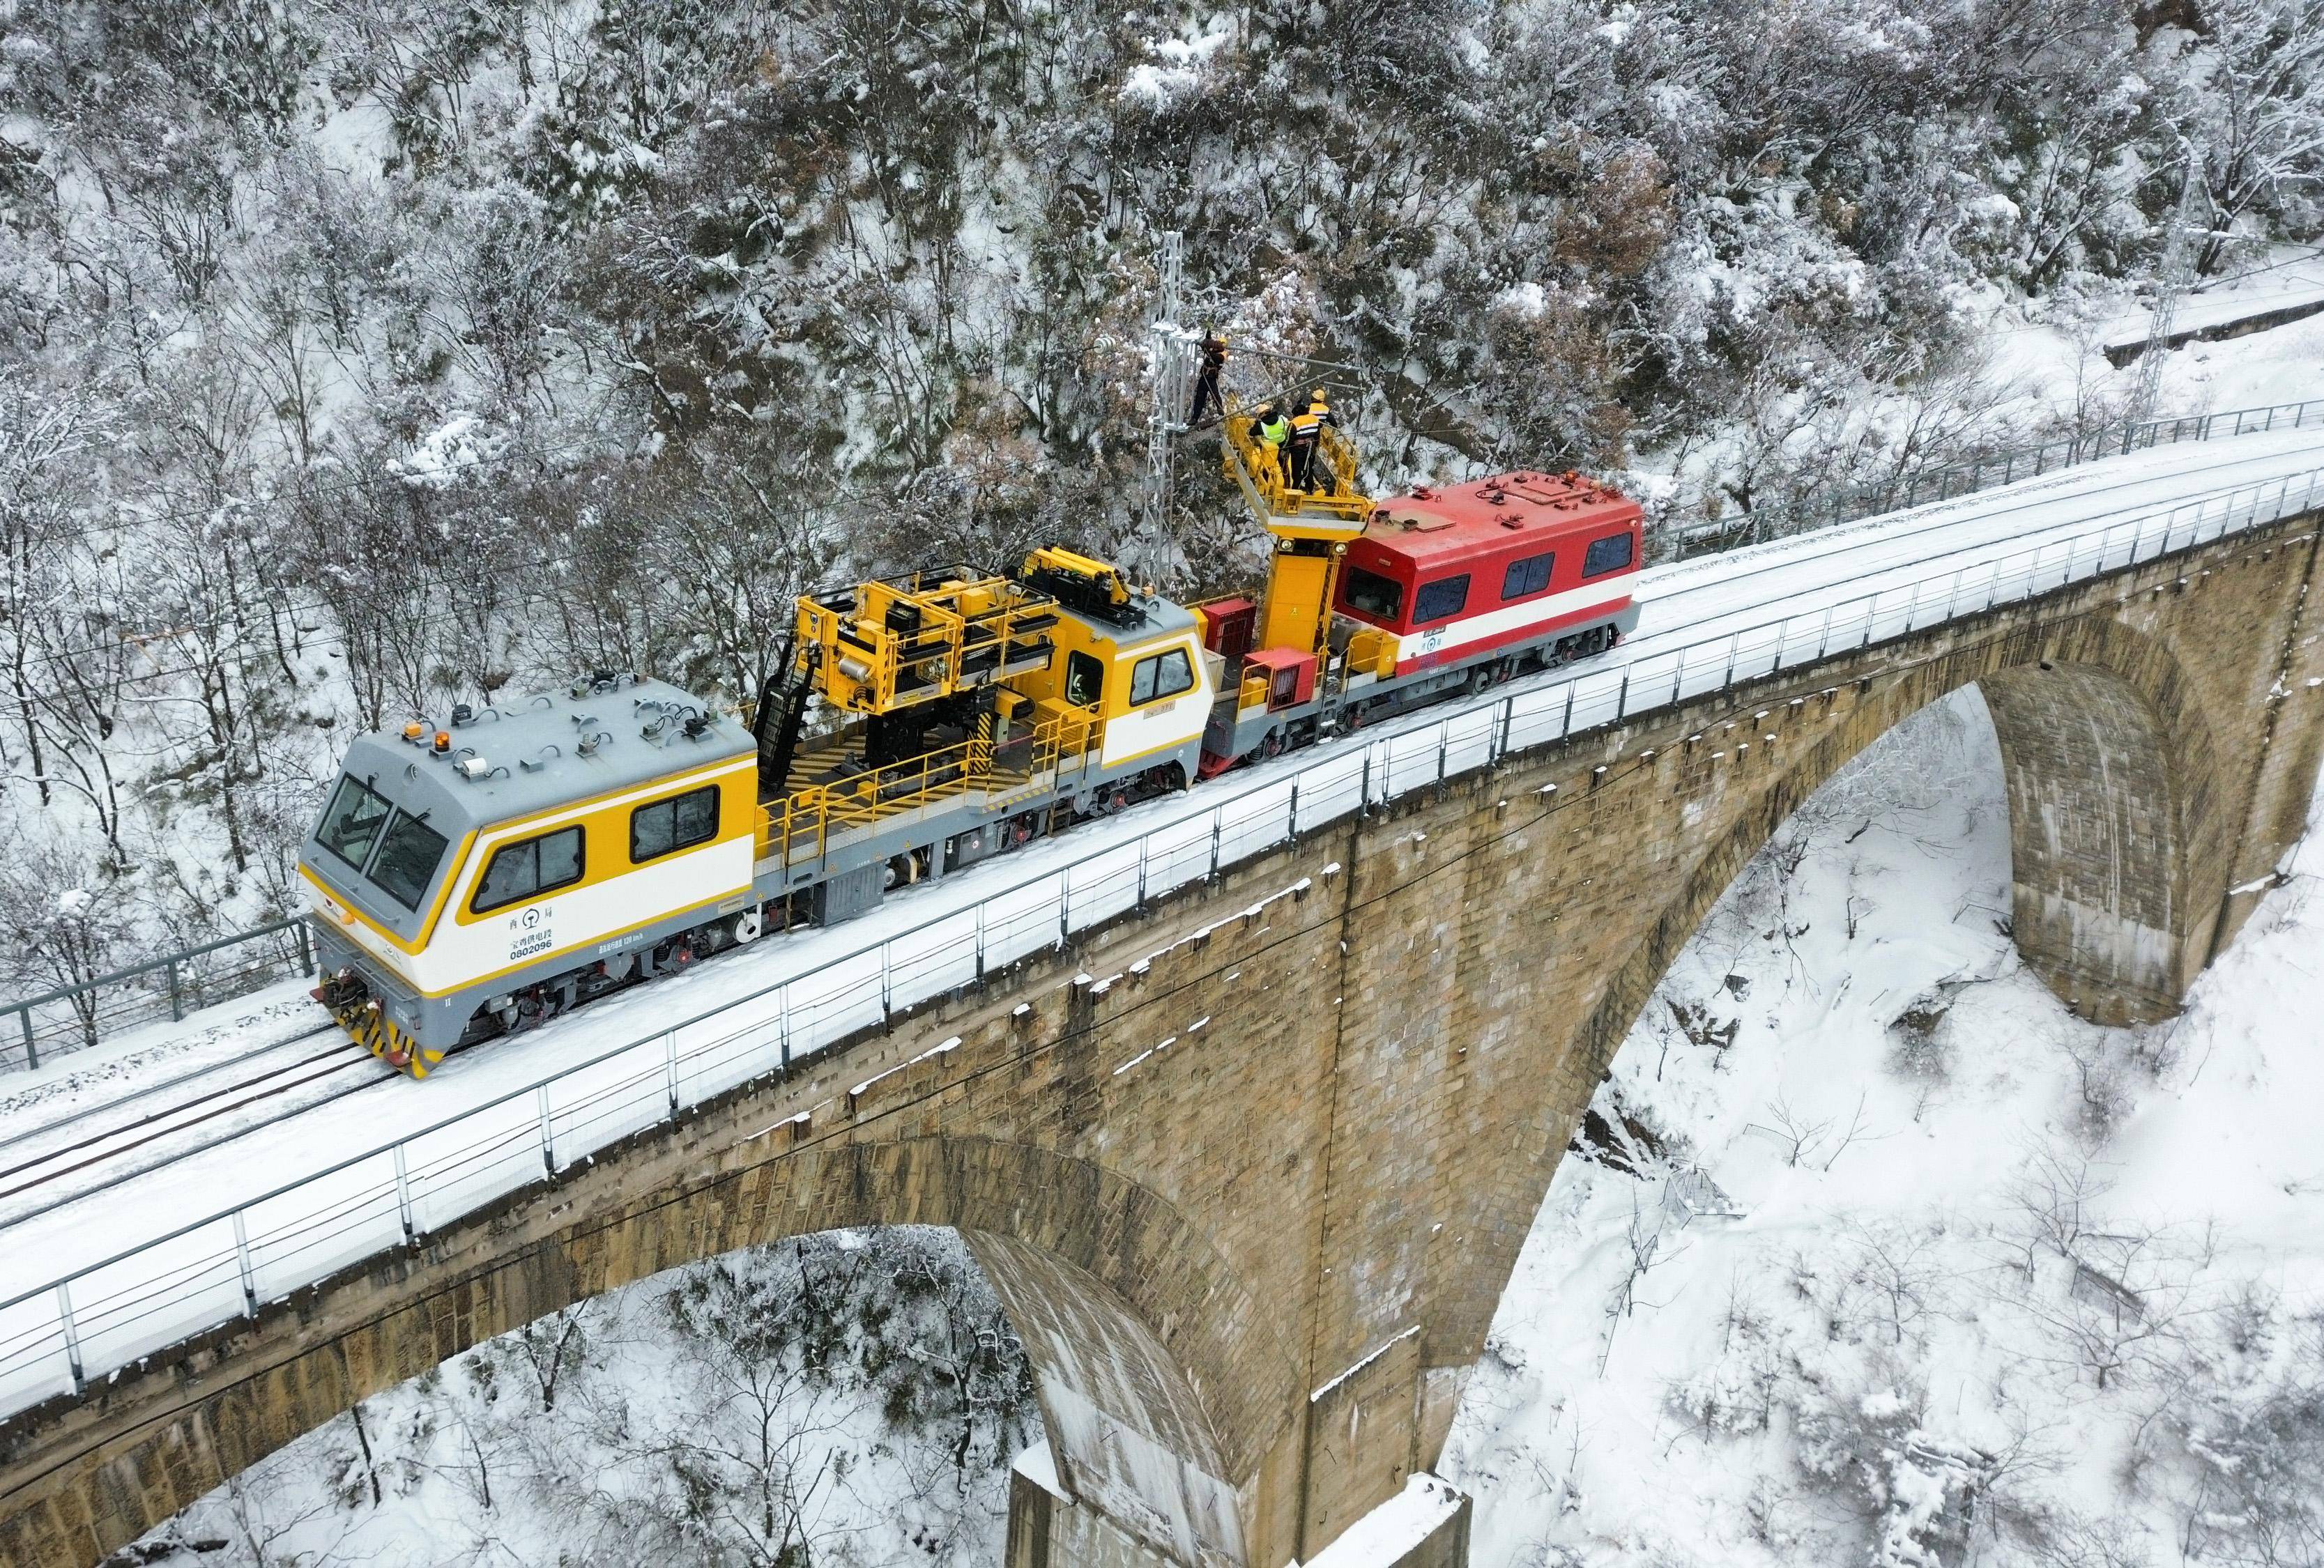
top-left (1285, 387), bottom-right (1336, 493)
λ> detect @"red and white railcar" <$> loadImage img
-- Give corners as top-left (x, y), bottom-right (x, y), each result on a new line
top-left (1335, 471), bottom-right (1644, 676)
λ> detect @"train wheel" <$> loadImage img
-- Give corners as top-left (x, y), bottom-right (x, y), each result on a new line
top-left (731, 907), bottom-right (763, 946)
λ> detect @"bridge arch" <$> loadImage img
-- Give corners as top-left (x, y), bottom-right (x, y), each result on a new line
top-left (7, 1136), bottom-right (1292, 1568)
top-left (1570, 613), bottom-right (2223, 1117)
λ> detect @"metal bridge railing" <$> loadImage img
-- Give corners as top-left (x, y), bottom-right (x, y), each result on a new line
top-left (1669, 397), bottom-right (2324, 558)
top-left (2, 460), bottom-right (2318, 1424)
top-left (2, 920), bottom-right (314, 1074)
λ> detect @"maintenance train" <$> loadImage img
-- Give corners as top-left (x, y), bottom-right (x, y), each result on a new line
top-left (300, 413), bottom-right (1643, 1075)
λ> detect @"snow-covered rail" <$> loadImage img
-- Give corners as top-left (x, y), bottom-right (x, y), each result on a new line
top-left (1673, 394), bottom-right (2324, 553)
top-left (2, 438), bottom-right (2322, 1425)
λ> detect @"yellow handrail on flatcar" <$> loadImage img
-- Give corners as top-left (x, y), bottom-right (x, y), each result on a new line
top-left (793, 569), bottom-right (1059, 717)
top-left (754, 702), bottom-right (1104, 868)
top-left (1223, 408), bottom-right (1372, 525)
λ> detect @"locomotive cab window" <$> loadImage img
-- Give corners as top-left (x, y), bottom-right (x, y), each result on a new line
top-left (1064, 650), bottom-right (1105, 707)
top-left (473, 824), bottom-right (584, 914)
top-left (368, 811), bottom-right (450, 912)
top-left (316, 776), bottom-right (394, 872)
top-left (1412, 574), bottom-right (1471, 624)
top-left (1501, 552), bottom-right (1554, 601)
top-left (1341, 567), bottom-right (1404, 622)
top-left (1129, 647), bottom-right (1194, 706)
top-left (1582, 531), bottom-right (1635, 578)
top-left (632, 785), bottom-right (720, 864)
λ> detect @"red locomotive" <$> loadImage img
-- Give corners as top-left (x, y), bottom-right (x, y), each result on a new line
top-left (1198, 467), bottom-right (1643, 770)
top-left (1338, 472), bottom-right (1642, 676)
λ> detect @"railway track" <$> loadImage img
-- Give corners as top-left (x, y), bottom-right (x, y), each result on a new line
top-left (0, 1031), bottom-right (382, 1216)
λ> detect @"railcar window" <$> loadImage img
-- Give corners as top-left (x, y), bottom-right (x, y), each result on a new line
top-left (1412, 574), bottom-right (1471, 624)
top-left (1342, 567), bottom-right (1404, 621)
top-left (1064, 651), bottom-right (1104, 707)
top-left (1129, 647), bottom-right (1195, 705)
top-left (316, 776), bottom-right (393, 871)
top-left (368, 812), bottom-right (450, 912)
top-left (632, 785), bottom-right (721, 863)
top-left (473, 824), bottom-right (586, 914)
top-left (1501, 552), bottom-right (1554, 600)
top-left (1582, 531), bottom-right (1635, 578)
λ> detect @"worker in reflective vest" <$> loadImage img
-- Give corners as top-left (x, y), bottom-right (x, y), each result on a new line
top-left (1286, 389), bottom-right (1336, 492)
top-left (1254, 401), bottom-right (1291, 490)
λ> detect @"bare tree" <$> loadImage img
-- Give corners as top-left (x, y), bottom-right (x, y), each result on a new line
top-left (0, 374), bottom-right (111, 813)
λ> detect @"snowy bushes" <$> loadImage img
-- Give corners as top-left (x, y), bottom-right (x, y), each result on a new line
top-left (6, 0), bottom-right (2324, 1001)
top-left (128, 1228), bottom-right (1039, 1567)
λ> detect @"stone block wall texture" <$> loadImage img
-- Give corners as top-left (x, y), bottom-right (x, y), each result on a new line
top-left (3, 514), bottom-right (2321, 1568)
top-left (1300, 1330), bottom-right (1421, 1551)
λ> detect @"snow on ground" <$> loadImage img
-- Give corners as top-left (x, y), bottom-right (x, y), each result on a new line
top-left (1985, 249), bottom-right (2324, 423)
top-left (1441, 686), bottom-right (2324, 1567)
top-left (0, 976), bottom-right (325, 1125)
top-left (2100, 277), bottom-right (2324, 357)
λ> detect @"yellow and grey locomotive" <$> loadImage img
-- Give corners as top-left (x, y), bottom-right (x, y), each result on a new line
top-left (301, 549), bottom-right (1214, 1075)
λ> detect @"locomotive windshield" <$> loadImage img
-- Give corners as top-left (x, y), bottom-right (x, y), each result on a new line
top-left (1342, 567), bottom-right (1403, 622)
top-left (316, 776), bottom-right (393, 870)
top-left (367, 813), bottom-right (450, 911)
top-left (313, 773), bottom-right (450, 912)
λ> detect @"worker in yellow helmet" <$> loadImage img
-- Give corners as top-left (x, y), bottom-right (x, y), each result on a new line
top-left (1253, 400), bottom-right (1291, 492)
top-left (1286, 387), bottom-right (1336, 493)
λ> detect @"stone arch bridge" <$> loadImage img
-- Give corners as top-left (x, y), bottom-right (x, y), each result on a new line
top-left (5, 511), bottom-right (2323, 1567)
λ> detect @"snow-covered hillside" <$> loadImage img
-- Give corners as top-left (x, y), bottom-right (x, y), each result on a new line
top-left (8, 0), bottom-right (2324, 1021)
top-left (1442, 689), bottom-right (2324, 1567)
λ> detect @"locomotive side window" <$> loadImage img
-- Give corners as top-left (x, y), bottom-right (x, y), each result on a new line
top-left (1129, 647), bottom-right (1195, 706)
top-left (316, 776), bottom-right (394, 871)
top-left (1412, 574), bottom-right (1471, 624)
top-left (473, 824), bottom-right (585, 914)
top-left (1064, 651), bottom-right (1105, 707)
top-left (1501, 552), bottom-right (1554, 601)
top-left (1341, 567), bottom-right (1403, 622)
top-left (369, 811), bottom-right (451, 912)
top-left (1582, 531), bottom-right (1635, 578)
top-left (631, 785), bottom-right (721, 864)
